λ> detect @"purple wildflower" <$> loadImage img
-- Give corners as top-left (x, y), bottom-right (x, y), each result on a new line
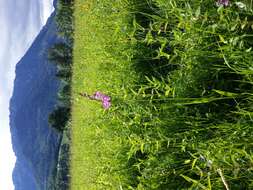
top-left (93, 91), bottom-right (112, 109)
top-left (93, 91), bottom-right (111, 101)
top-left (82, 91), bottom-right (111, 110)
top-left (102, 95), bottom-right (111, 102)
top-left (102, 100), bottom-right (111, 110)
top-left (93, 91), bottom-right (104, 100)
top-left (216, 0), bottom-right (229, 6)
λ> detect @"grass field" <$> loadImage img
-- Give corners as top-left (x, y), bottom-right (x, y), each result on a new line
top-left (71, 0), bottom-right (134, 189)
top-left (71, 0), bottom-right (253, 189)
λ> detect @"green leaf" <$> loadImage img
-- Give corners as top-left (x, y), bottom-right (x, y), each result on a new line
top-left (219, 35), bottom-right (227, 44)
top-left (191, 158), bottom-right (198, 169)
top-left (212, 89), bottom-right (238, 97)
top-left (195, 6), bottom-right (201, 18)
top-left (180, 174), bottom-right (208, 189)
top-left (140, 143), bottom-right (145, 153)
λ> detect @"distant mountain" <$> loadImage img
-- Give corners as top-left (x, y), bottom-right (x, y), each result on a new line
top-left (9, 2), bottom-right (62, 190)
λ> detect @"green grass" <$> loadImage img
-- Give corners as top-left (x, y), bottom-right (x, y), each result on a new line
top-left (71, 0), bottom-right (253, 189)
top-left (71, 0), bottom-right (135, 189)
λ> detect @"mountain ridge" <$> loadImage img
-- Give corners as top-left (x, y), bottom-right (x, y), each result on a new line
top-left (9, 2), bottom-right (62, 189)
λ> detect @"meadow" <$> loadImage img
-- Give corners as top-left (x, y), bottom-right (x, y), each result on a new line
top-left (71, 0), bottom-right (253, 189)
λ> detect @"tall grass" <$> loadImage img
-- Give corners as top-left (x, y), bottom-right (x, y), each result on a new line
top-left (72, 0), bottom-right (253, 189)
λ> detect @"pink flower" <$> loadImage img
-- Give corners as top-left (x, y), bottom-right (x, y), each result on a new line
top-left (102, 100), bottom-right (111, 109)
top-left (92, 91), bottom-right (111, 110)
top-left (93, 91), bottom-right (111, 100)
top-left (93, 91), bottom-right (104, 100)
top-left (102, 95), bottom-right (111, 102)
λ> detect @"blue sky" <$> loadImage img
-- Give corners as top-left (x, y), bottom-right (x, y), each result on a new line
top-left (0, 0), bottom-right (54, 189)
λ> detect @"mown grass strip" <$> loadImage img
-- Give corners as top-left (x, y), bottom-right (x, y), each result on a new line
top-left (71, 0), bottom-right (134, 189)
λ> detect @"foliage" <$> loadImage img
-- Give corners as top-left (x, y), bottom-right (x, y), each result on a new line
top-left (55, 0), bottom-right (74, 43)
top-left (51, 127), bottom-right (71, 190)
top-left (72, 0), bottom-right (253, 189)
top-left (47, 0), bottom-right (74, 189)
top-left (48, 0), bottom-right (74, 132)
top-left (48, 43), bottom-right (72, 66)
top-left (49, 106), bottom-right (70, 131)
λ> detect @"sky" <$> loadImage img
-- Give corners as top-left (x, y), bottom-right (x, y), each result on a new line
top-left (0, 0), bottom-right (54, 189)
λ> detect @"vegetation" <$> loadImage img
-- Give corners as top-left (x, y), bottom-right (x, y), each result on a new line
top-left (50, 126), bottom-right (71, 190)
top-left (48, 0), bottom-right (74, 132)
top-left (55, 0), bottom-right (74, 43)
top-left (49, 106), bottom-right (71, 132)
top-left (72, 0), bottom-right (253, 189)
top-left (47, 0), bottom-right (74, 189)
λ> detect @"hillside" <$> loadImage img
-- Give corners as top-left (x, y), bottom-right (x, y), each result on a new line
top-left (9, 4), bottom-right (62, 190)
